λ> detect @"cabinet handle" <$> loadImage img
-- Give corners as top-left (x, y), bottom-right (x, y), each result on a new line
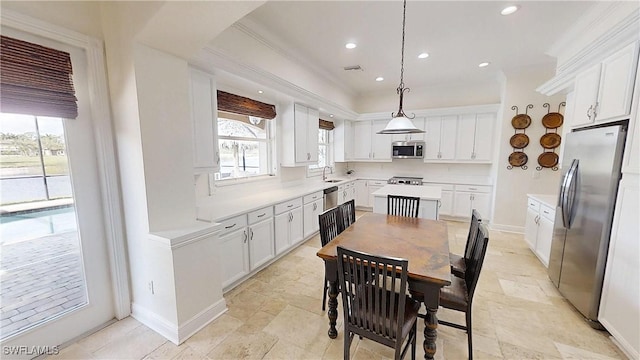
top-left (257, 213), bottom-right (266, 218)
top-left (542, 210), bottom-right (549, 215)
top-left (313, 203), bottom-right (317, 211)
top-left (469, 187), bottom-right (477, 190)
top-left (289, 212), bottom-right (293, 222)
top-left (438, 200), bottom-right (442, 208)
top-left (593, 101), bottom-right (599, 119)
top-left (250, 228), bottom-right (254, 240)
top-left (287, 204), bottom-right (293, 208)
top-left (225, 223), bottom-right (236, 229)
top-left (587, 105), bottom-right (593, 120)
top-left (243, 230), bottom-right (247, 243)
top-left (216, 151), bottom-right (220, 165)
top-left (372, 152), bottom-right (375, 158)
top-left (312, 196), bottom-right (317, 199)
top-left (438, 152), bottom-right (442, 159)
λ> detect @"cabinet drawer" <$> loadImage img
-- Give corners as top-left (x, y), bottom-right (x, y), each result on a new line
top-left (248, 206), bottom-right (273, 224)
top-left (274, 197), bottom-right (303, 214)
top-left (304, 191), bottom-right (323, 204)
top-left (219, 215), bottom-right (247, 235)
top-left (540, 204), bottom-right (555, 221)
top-left (425, 183), bottom-right (454, 191)
top-left (456, 185), bottom-right (491, 193)
top-left (368, 180), bottom-right (387, 186)
top-left (528, 198), bottom-right (541, 212)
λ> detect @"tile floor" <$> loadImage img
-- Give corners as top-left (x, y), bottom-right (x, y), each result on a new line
top-left (53, 214), bottom-right (627, 359)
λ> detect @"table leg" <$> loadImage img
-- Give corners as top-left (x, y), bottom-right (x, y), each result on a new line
top-left (327, 280), bottom-right (339, 339)
top-left (424, 306), bottom-right (438, 360)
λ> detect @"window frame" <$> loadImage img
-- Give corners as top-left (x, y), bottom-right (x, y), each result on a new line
top-left (307, 128), bottom-right (333, 177)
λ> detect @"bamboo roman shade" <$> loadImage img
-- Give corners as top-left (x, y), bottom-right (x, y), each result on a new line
top-left (319, 119), bottom-right (335, 130)
top-left (0, 35), bottom-right (78, 119)
top-left (217, 90), bottom-right (276, 120)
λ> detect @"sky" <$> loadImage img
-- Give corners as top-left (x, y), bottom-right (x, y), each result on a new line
top-left (0, 113), bottom-right (65, 136)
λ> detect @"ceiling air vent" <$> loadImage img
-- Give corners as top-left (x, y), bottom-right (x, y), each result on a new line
top-left (343, 65), bottom-right (363, 71)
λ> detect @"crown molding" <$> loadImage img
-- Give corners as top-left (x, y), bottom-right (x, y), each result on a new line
top-left (195, 46), bottom-right (360, 120)
top-left (538, 8), bottom-right (639, 96)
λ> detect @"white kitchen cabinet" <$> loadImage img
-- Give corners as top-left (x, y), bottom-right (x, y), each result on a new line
top-left (247, 207), bottom-right (274, 271)
top-left (367, 180), bottom-right (386, 208)
top-left (333, 119), bottom-right (354, 162)
top-left (455, 113), bottom-right (494, 162)
top-left (218, 215), bottom-right (250, 288)
top-left (281, 103), bottom-right (319, 166)
top-left (355, 180), bottom-right (369, 207)
top-left (392, 118), bottom-right (425, 142)
top-left (274, 198), bottom-right (304, 254)
top-left (424, 116), bottom-right (457, 161)
top-left (570, 42), bottom-right (639, 127)
top-left (348, 182), bottom-right (357, 202)
top-left (303, 198), bottom-right (323, 239)
top-left (353, 121), bottom-right (372, 160)
top-left (452, 185), bottom-right (492, 219)
top-left (599, 175), bottom-right (639, 359)
top-left (524, 196), bottom-right (556, 268)
top-left (337, 184), bottom-right (346, 205)
top-left (351, 120), bottom-right (392, 161)
top-left (189, 67), bottom-right (219, 173)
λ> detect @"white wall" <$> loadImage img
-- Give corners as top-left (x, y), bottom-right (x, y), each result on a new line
top-left (492, 64), bottom-right (566, 231)
top-left (346, 162), bottom-right (492, 184)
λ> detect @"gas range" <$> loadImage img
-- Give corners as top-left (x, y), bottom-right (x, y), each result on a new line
top-left (387, 176), bottom-right (424, 186)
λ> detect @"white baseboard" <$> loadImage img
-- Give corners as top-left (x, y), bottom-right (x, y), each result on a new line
top-left (489, 223), bottom-right (524, 234)
top-left (177, 298), bottom-right (227, 345)
top-left (131, 299), bottom-right (227, 345)
top-left (131, 302), bottom-right (179, 344)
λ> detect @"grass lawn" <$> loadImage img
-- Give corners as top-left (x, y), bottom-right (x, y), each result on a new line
top-left (0, 155), bottom-right (69, 175)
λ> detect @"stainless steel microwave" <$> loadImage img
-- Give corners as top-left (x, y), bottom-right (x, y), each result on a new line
top-left (392, 141), bottom-right (424, 159)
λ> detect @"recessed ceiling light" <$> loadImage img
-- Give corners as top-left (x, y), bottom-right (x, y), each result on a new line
top-left (257, 90), bottom-right (264, 94)
top-left (418, 52), bottom-right (429, 59)
top-left (345, 42), bottom-right (357, 49)
top-left (375, 77), bottom-right (384, 82)
top-left (501, 5), bottom-right (519, 15)
top-left (478, 62), bottom-right (490, 68)
top-left (329, 114), bottom-right (334, 118)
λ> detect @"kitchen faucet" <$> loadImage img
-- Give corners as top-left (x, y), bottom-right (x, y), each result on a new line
top-left (322, 166), bottom-right (333, 181)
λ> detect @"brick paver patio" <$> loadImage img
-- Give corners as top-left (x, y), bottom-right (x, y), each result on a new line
top-left (0, 230), bottom-right (86, 339)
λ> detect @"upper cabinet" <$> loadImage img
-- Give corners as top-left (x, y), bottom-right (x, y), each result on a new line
top-left (569, 42), bottom-right (639, 127)
top-left (352, 120), bottom-right (393, 161)
top-left (189, 67), bottom-right (219, 173)
top-left (455, 113), bottom-right (495, 162)
top-left (334, 119), bottom-right (354, 162)
top-left (392, 118), bottom-right (425, 142)
top-left (424, 115), bottom-right (457, 161)
top-left (281, 103), bottom-right (319, 167)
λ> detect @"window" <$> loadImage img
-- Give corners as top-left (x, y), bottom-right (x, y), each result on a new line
top-left (308, 128), bottom-right (332, 174)
top-left (215, 112), bottom-right (274, 180)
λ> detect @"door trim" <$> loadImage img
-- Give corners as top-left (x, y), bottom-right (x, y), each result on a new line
top-left (1, 10), bottom-right (131, 319)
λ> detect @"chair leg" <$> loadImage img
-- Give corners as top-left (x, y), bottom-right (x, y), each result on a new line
top-left (411, 322), bottom-right (417, 360)
top-left (344, 330), bottom-right (351, 360)
top-left (466, 310), bottom-right (473, 360)
top-left (322, 277), bottom-right (328, 311)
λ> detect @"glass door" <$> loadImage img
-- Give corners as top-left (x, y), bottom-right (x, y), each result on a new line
top-left (0, 29), bottom-right (115, 358)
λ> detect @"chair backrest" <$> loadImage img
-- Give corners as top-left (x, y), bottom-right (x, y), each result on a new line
top-left (387, 195), bottom-right (420, 217)
top-left (463, 209), bottom-right (483, 260)
top-left (337, 246), bottom-right (409, 343)
top-left (338, 199), bottom-right (356, 232)
top-left (318, 207), bottom-right (341, 247)
top-left (465, 223), bottom-right (490, 300)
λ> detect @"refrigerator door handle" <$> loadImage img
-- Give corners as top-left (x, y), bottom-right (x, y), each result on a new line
top-left (562, 159), bottom-right (579, 229)
top-left (559, 160), bottom-right (573, 228)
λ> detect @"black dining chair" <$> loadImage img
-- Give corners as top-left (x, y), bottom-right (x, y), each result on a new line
top-left (337, 246), bottom-right (419, 360)
top-left (337, 199), bottom-right (356, 232)
top-left (318, 207), bottom-right (342, 311)
top-left (438, 223), bottom-right (490, 360)
top-left (450, 209), bottom-right (482, 278)
top-left (387, 195), bottom-right (420, 218)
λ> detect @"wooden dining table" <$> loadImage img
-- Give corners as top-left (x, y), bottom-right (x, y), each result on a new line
top-left (316, 212), bottom-right (451, 360)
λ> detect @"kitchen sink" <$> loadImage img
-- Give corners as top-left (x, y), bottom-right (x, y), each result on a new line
top-left (324, 179), bottom-right (342, 183)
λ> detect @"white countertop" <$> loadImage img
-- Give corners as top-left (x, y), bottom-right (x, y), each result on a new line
top-left (528, 194), bottom-right (558, 208)
top-left (197, 177), bottom-right (356, 222)
top-left (372, 184), bottom-right (442, 200)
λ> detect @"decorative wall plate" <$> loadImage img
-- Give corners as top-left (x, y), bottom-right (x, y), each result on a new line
top-left (540, 133), bottom-right (561, 149)
top-left (510, 133), bottom-right (530, 149)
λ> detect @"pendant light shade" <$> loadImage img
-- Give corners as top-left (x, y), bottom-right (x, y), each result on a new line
top-left (377, 0), bottom-right (424, 135)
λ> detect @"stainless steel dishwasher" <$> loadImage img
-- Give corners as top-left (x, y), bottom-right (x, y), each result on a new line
top-left (323, 186), bottom-right (338, 211)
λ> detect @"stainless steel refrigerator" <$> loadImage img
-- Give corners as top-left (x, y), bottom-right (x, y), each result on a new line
top-left (548, 123), bottom-right (626, 329)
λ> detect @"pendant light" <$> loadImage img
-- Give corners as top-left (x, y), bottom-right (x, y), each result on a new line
top-left (377, 0), bottom-right (424, 134)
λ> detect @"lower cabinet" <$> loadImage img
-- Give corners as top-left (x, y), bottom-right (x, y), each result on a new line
top-left (367, 180), bottom-right (387, 208)
top-left (274, 198), bottom-right (304, 254)
top-left (218, 215), bottom-right (250, 289)
top-left (452, 185), bottom-right (492, 218)
top-left (248, 213), bottom-right (275, 271)
top-left (524, 196), bottom-right (555, 267)
top-left (355, 180), bottom-right (368, 207)
top-left (303, 196), bottom-right (323, 239)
